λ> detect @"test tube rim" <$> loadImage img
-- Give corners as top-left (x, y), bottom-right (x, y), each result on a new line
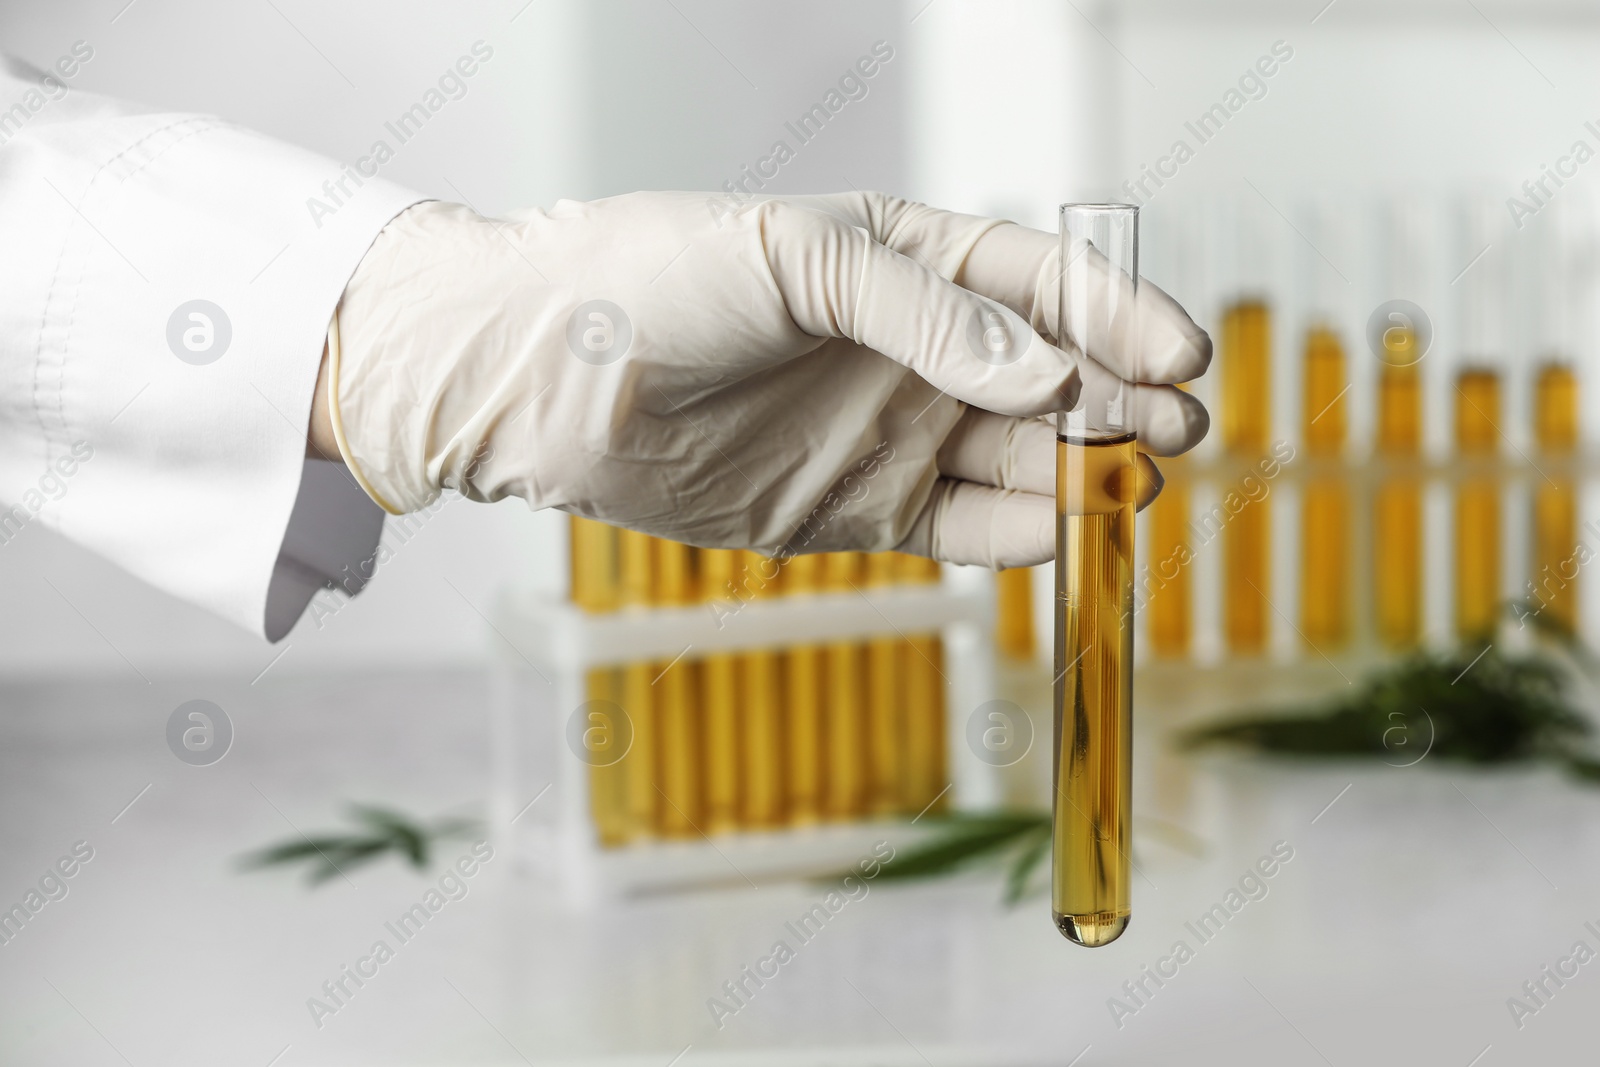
top-left (1059, 202), bottom-right (1141, 215)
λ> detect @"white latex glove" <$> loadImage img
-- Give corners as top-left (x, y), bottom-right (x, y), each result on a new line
top-left (329, 192), bottom-right (1210, 567)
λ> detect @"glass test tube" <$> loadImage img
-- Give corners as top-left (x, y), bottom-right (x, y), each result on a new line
top-left (616, 528), bottom-right (659, 838)
top-left (739, 551), bottom-right (786, 828)
top-left (822, 553), bottom-right (866, 819)
top-left (899, 554), bottom-right (947, 815)
top-left (1294, 197), bottom-right (1352, 651)
top-left (782, 552), bottom-right (824, 825)
top-left (699, 549), bottom-right (742, 833)
top-left (654, 539), bottom-right (701, 836)
top-left (1535, 364), bottom-right (1580, 632)
top-left (996, 566), bottom-right (1037, 660)
top-left (1141, 214), bottom-right (1196, 659)
top-left (569, 517), bottom-right (632, 846)
top-left (864, 552), bottom-right (905, 815)
top-left (1300, 327), bottom-right (1350, 647)
top-left (1221, 299), bottom-right (1272, 654)
top-left (1451, 198), bottom-right (1511, 643)
top-left (1375, 328), bottom-right (1423, 648)
top-left (1054, 204), bottom-right (1138, 947)
top-left (1144, 449), bottom-right (1190, 657)
top-left (1454, 369), bottom-right (1501, 639)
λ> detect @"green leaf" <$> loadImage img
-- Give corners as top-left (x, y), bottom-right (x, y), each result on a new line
top-left (867, 813), bottom-right (1049, 883)
top-left (236, 835), bottom-right (376, 869)
top-left (238, 804), bottom-right (482, 888)
top-left (351, 806), bottom-right (429, 867)
top-left (1178, 648), bottom-right (1592, 773)
top-left (304, 839), bottom-right (392, 884)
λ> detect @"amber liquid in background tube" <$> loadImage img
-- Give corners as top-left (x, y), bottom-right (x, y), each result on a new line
top-left (1221, 300), bottom-right (1272, 654)
top-left (568, 517), bottom-right (632, 846)
top-left (899, 553), bottom-right (948, 816)
top-left (1300, 327), bottom-right (1350, 648)
top-left (1375, 341), bottom-right (1423, 649)
top-left (739, 551), bottom-right (786, 828)
top-left (1145, 464), bottom-right (1190, 658)
top-left (698, 549), bottom-right (742, 835)
top-left (1454, 369), bottom-right (1501, 640)
top-left (1053, 434), bottom-right (1135, 947)
top-left (616, 529), bottom-right (659, 838)
top-left (1534, 364), bottom-right (1580, 634)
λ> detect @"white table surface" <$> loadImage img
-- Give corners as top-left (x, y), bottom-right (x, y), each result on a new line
top-left (2, 665), bottom-right (1597, 1066)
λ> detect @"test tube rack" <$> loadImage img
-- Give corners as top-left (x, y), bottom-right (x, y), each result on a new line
top-left (484, 530), bottom-right (1000, 904)
top-left (1138, 318), bottom-right (1594, 663)
top-left (1131, 189), bottom-right (1600, 663)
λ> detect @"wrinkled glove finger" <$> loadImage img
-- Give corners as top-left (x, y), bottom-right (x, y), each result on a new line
top-left (958, 222), bottom-right (1212, 386)
top-left (773, 191), bottom-right (1006, 280)
top-left (1072, 356), bottom-right (1211, 457)
top-left (762, 201), bottom-right (1080, 417)
top-left (789, 194), bottom-right (1210, 387)
top-left (936, 408), bottom-right (1055, 496)
top-left (893, 479), bottom-right (1054, 569)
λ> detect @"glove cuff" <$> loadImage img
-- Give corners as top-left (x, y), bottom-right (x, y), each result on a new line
top-left (325, 308), bottom-right (406, 515)
top-left (326, 202), bottom-right (462, 516)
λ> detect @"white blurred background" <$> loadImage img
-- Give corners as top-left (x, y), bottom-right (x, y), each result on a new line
top-left (4, 0), bottom-right (1600, 675)
top-left (5, 0), bottom-right (1600, 674)
top-left (6, 2), bottom-right (1600, 1065)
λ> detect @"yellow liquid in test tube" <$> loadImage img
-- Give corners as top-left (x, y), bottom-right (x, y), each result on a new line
top-left (1053, 435), bottom-right (1135, 947)
top-left (1454, 370), bottom-right (1501, 640)
top-left (581, 668), bottom-right (632, 846)
top-left (1374, 336), bottom-right (1422, 649)
top-left (822, 553), bottom-right (866, 819)
top-left (739, 551), bottom-right (786, 828)
top-left (654, 539), bottom-right (701, 837)
top-left (1300, 327), bottom-right (1350, 648)
top-left (569, 517), bottom-right (632, 846)
top-left (1144, 461), bottom-right (1189, 658)
top-left (1223, 300), bottom-right (1273, 448)
top-left (865, 553), bottom-right (905, 815)
top-left (654, 661), bottom-right (698, 837)
top-left (1222, 300), bottom-right (1271, 655)
top-left (899, 554), bottom-right (947, 816)
top-left (782, 552), bottom-right (824, 825)
top-left (698, 549), bottom-right (742, 834)
top-left (996, 567), bottom-right (1037, 660)
top-left (616, 528), bottom-right (658, 838)
top-left (1535, 364), bottom-right (1580, 633)
top-left (569, 515), bottom-right (619, 613)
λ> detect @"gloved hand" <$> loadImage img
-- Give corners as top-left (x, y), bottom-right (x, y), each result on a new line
top-left (327, 191), bottom-right (1210, 567)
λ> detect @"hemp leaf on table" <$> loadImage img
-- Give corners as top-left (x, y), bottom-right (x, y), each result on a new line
top-left (238, 804), bottom-right (480, 887)
top-left (867, 615), bottom-right (1600, 903)
top-left (1179, 646), bottom-right (1600, 779)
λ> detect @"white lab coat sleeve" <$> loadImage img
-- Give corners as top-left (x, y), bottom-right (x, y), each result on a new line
top-left (0, 56), bottom-right (428, 640)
